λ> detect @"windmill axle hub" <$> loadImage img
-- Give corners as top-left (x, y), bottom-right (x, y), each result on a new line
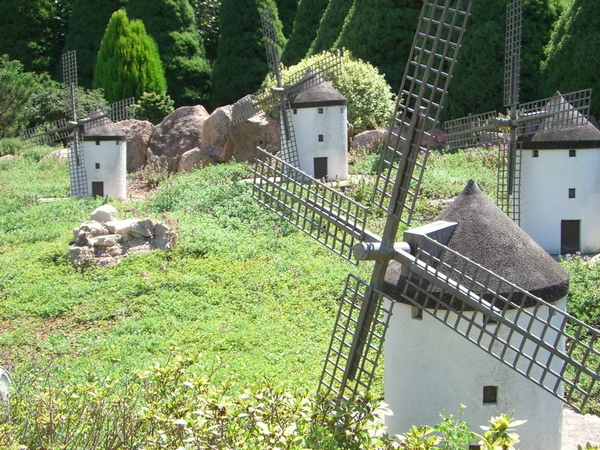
top-left (353, 242), bottom-right (410, 261)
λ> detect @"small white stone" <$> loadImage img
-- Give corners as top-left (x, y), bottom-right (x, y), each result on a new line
top-left (90, 205), bottom-right (118, 223)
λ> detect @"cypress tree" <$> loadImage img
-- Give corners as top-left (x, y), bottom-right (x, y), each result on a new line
top-left (308, 0), bottom-right (353, 56)
top-left (443, 0), bottom-right (558, 121)
top-left (0, 0), bottom-right (67, 74)
top-left (93, 9), bottom-right (167, 103)
top-left (334, 0), bottom-right (422, 92)
top-left (63, 0), bottom-right (127, 88)
top-left (542, 0), bottom-right (600, 118)
top-left (280, 0), bottom-right (328, 66)
top-left (127, 0), bottom-right (212, 107)
top-left (210, 0), bottom-right (285, 109)
top-left (275, 0), bottom-right (299, 38)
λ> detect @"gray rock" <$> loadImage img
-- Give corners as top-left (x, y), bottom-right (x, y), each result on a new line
top-left (90, 205), bottom-right (118, 223)
top-left (90, 234), bottom-right (122, 247)
top-left (202, 105), bottom-right (233, 162)
top-left (178, 147), bottom-right (214, 172)
top-left (227, 113), bottom-right (280, 163)
top-left (41, 148), bottom-right (69, 164)
top-left (118, 119), bottom-right (153, 172)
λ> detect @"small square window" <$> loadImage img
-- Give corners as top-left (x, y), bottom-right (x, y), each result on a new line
top-left (293, 109), bottom-right (298, 114)
top-left (95, 163), bottom-right (100, 169)
top-left (532, 150), bottom-right (539, 158)
top-left (483, 386), bottom-right (498, 404)
top-left (569, 188), bottom-right (576, 198)
top-left (569, 149), bottom-right (576, 157)
top-left (411, 306), bottom-right (423, 320)
top-left (318, 134), bottom-right (324, 142)
top-left (469, 446), bottom-right (482, 450)
top-left (318, 108), bottom-right (324, 114)
top-left (95, 140), bottom-right (100, 146)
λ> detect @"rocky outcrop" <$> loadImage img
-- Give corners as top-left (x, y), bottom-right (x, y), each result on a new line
top-left (149, 105), bottom-right (210, 172)
top-left (202, 105), bottom-right (233, 163)
top-left (179, 148), bottom-right (214, 172)
top-left (226, 113), bottom-right (280, 163)
top-left (350, 129), bottom-right (386, 153)
top-left (118, 119), bottom-right (153, 172)
top-left (69, 205), bottom-right (176, 268)
top-left (41, 148), bottom-right (69, 164)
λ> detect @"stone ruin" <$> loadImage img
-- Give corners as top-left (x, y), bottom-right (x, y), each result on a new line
top-left (69, 205), bottom-right (176, 268)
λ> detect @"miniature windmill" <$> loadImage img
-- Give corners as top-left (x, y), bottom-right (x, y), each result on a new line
top-left (444, 0), bottom-right (593, 223)
top-left (251, 0), bottom-right (599, 447)
top-left (21, 51), bottom-right (134, 198)
top-left (232, 8), bottom-right (343, 173)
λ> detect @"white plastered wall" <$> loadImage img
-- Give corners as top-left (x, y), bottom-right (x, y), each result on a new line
top-left (519, 147), bottom-right (600, 254)
top-left (83, 139), bottom-right (127, 200)
top-left (291, 105), bottom-right (348, 181)
top-left (384, 297), bottom-right (567, 450)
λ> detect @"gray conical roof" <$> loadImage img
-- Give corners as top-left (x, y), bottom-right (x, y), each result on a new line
top-left (382, 180), bottom-right (569, 306)
top-left (290, 70), bottom-right (346, 109)
top-left (83, 109), bottom-right (126, 141)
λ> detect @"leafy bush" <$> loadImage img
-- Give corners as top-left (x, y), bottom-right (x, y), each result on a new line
top-left (275, 50), bottom-right (395, 133)
top-left (0, 353), bottom-right (394, 449)
top-left (0, 56), bottom-right (36, 137)
top-left (134, 92), bottom-right (175, 125)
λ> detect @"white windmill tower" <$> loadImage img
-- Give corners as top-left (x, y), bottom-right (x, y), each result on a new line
top-left (444, 0), bottom-right (595, 255)
top-left (250, 1), bottom-right (599, 449)
top-left (22, 51), bottom-right (134, 200)
top-left (232, 8), bottom-right (346, 180)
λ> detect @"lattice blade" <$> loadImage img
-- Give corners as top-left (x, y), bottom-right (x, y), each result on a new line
top-left (279, 101), bottom-right (300, 168)
top-left (496, 140), bottom-right (522, 221)
top-left (83, 97), bottom-right (136, 131)
top-left (516, 89), bottom-right (592, 136)
top-left (318, 274), bottom-right (394, 402)
top-left (372, 0), bottom-right (472, 226)
top-left (444, 110), bottom-right (499, 150)
top-left (68, 131), bottom-right (88, 198)
top-left (260, 7), bottom-right (282, 87)
top-left (251, 148), bottom-right (373, 263)
top-left (62, 50), bottom-right (78, 122)
top-left (504, 0), bottom-right (522, 107)
top-left (286, 51), bottom-right (342, 94)
top-left (21, 118), bottom-right (71, 148)
top-left (399, 235), bottom-right (600, 412)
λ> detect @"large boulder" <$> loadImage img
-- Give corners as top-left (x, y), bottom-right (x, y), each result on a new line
top-left (41, 148), bottom-right (69, 164)
top-left (118, 119), bottom-right (153, 172)
top-left (350, 129), bottom-right (387, 153)
top-left (202, 105), bottom-right (233, 162)
top-left (149, 105), bottom-right (209, 172)
top-left (226, 113), bottom-right (280, 163)
top-left (178, 147), bottom-right (214, 172)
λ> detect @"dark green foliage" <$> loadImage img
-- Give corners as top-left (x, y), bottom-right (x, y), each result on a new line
top-left (24, 74), bottom-right (108, 128)
top-left (127, 0), bottom-right (212, 107)
top-left (63, 0), bottom-right (127, 88)
top-left (0, 0), bottom-right (69, 74)
top-left (334, 0), bottom-right (422, 92)
top-left (210, 0), bottom-right (285, 109)
top-left (275, 0), bottom-right (299, 38)
top-left (280, 0), bottom-right (328, 66)
top-left (191, 0), bottom-right (222, 62)
top-left (134, 92), bottom-right (175, 125)
top-left (443, 0), bottom-right (558, 121)
top-left (308, 0), bottom-right (353, 55)
top-left (0, 56), bottom-right (36, 137)
top-left (542, 0), bottom-right (600, 118)
top-left (93, 9), bottom-right (168, 103)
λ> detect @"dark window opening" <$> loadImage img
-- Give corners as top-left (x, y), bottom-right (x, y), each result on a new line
top-left (469, 446), bottom-right (482, 450)
top-left (483, 315), bottom-right (497, 326)
top-left (95, 140), bottom-right (100, 145)
top-left (318, 134), bottom-right (324, 142)
top-left (314, 157), bottom-right (328, 179)
top-left (532, 150), bottom-right (539, 158)
top-left (293, 109), bottom-right (297, 114)
top-left (569, 149), bottom-right (576, 157)
top-left (483, 386), bottom-right (498, 404)
top-left (561, 220), bottom-right (580, 255)
top-left (318, 108), bottom-right (324, 114)
top-left (568, 188), bottom-right (576, 198)
top-left (91, 182), bottom-right (104, 198)
top-left (411, 306), bottom-right (423, 320)
top-left (95, 163), bottom-right (100, 169)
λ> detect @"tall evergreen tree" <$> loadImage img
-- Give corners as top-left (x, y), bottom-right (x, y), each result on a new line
top-left (0, 0), bottom-right (69, 74)
top-left (210, 0), bottom-right (285, 109)
top-left (334, 0), bottom-right (422, 92)
top-left (127, 0), bottom-right (212, 107)
top-left (308, 0), bottom-right (353, 56)
top-left (280, 0), bottom-right (328, 66)
top-left (63, 0), bottom-right (127, 88)
top-left (93, 9), bottom-right (167, 103)
top-left (275, 0), bottom-right (299, 38)
top-left (542, 0), bottom-right (600, 118)
top-left (443, 0), bottom-right (558, 121)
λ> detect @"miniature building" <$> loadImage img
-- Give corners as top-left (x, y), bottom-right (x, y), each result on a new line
top-left (290, 72), bottom-right (348, 181)
top-left (83, 118), bottom-right (127, 200)
top-left (519, 96), bottom-right (600, 255)
top-left (382, 181), bottom-right (568, 450)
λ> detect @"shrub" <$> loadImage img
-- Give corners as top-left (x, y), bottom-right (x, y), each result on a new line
top-left (275, 50), bottom-right (395, 133)
top-left (134, 92), bottom-right (175, 125)
top-left (0, 56), bottom-right (36, 137)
